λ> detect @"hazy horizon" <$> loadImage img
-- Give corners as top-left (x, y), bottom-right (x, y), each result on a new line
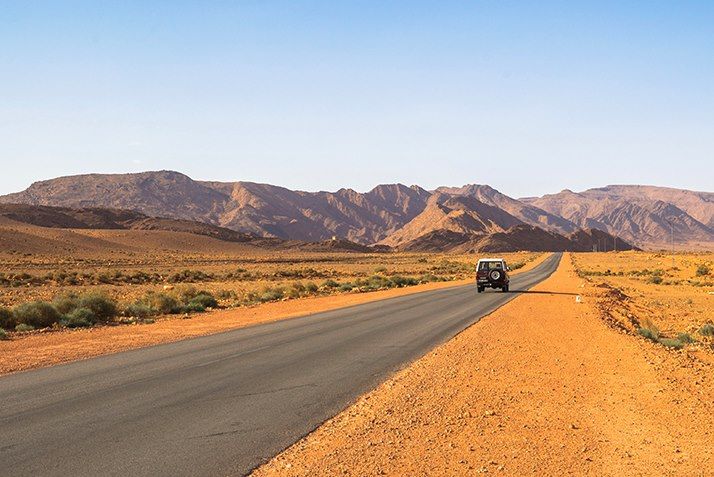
top-left (3, 169), bottom-right (712, 199)
top-left (2, 1), bottom-right (712, 197)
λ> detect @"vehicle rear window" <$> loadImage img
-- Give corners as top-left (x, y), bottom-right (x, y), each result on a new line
top-left (478, 261), bottom-right (503, 271)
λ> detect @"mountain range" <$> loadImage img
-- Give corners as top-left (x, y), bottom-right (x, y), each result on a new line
top-left (1, 170), bottom-right (711, 251)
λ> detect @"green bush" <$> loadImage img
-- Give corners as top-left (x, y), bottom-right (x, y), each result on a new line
top-left (184, 302), bottom-right (206, 313)
top-left (144, 293), bottom-right (182, 314)
top-left (0, 328), bottom-right (8, 340)
top-left (13, 301), bottom-right (61, 328)
top-left (638, 327), bottom-right (659, 342)
top-left (78, 293), bottom-right (118, 321)
top-left (648, 275), bottom-right (663, 285)
top-left (62, 307), bottom-right (95, 328)
top-left (419, 273), bottom-right (442, 283)
top-left (659, 338), bottom-right (684, 350)
top-left (677, 333), bottom-right (696, 344)
top-left (321, 279), bottom-right (339, 289)
top-left (390, 275), bottom-right (418, 287)
top-left (695, 264), bottom-right (710, 277)
top-left (305, 282), bottom-right (319, 293)
top-left (698, 323), bottom-right (714, 337)
top-left (0, 306), bottom-right (16, 330)
top-left (259, 287), bottom-right (285, 302)
top-left (15, 323), bottom-right (35, 332)
top-left (337, 282), bottom-right (354, 292)
top-left (189, 294), bottom-right (217, 309)
top-left (53, 294), bottom-right (80, 314)
top-left (285, 282), bottom-right (306, 299)
top-left (124, 302), bottom-right (154, 318)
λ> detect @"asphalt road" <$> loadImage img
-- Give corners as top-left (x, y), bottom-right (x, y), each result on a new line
top-left (0, 253), bottom-right (561, 477)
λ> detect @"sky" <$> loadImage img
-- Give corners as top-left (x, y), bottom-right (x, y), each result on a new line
top-left (1, 1), bottom-right (712, 198)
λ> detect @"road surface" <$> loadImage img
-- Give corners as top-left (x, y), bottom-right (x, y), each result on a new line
top-left (0, 253), bottom-right (561, 476)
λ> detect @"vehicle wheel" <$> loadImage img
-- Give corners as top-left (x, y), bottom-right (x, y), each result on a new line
top-left (502, 284), bottom-right (509, 292)
top-left (477, 286), bottom-right (483, 293)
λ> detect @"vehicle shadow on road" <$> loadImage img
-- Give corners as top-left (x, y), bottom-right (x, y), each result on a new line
top-left (507, 290), bottom-right (578, 296)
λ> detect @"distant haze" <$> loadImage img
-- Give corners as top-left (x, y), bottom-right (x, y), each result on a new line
top-left (2, 2), bottom-right (713, 196)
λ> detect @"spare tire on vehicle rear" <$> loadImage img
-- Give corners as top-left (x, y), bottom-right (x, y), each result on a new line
top-left (489, 270), bottom-right (502, 281)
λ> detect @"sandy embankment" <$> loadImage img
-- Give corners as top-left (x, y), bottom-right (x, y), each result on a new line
top-left (0, 254), bottom-right (549, 375)
top-left (254, 254), bottom-right (713, 476)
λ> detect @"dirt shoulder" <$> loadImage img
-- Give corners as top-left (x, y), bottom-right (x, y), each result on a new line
top-left (253, 254), bottom-right (713, 476)
top-left (0, 254), bottom-right (548, 376)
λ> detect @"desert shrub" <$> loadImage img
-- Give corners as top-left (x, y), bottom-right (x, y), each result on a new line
top-left (259, 287), bottom-right (285, 302)
top-left (337, 282), bottom-right (355, 292)
top-left (321, 279), bottom-right (339, 289)
top-left (168, 269), bottom-right (213, 283)
top-left (78, 293), bottom-right (118, 321)
top-left (305, 282), bottom-right (319, 293)
top-left (15, 323), bottom-right (35, 332)
top-left (658, 338), bottom-right (684, 350)
top-left (390, 275), bottom-right (418, 287)
top-left (285, 282), bottom-right (306, 299)
top-left (173, 285), bottom-right (199, 304)
top-left (509, 261), bottom-right (526, 271)
top-left (216, 289), bottom-right (237, 300)
top-left (638, 327), bottom-right (659, 342)
top-left (53, 294), bottom-right (80, 315)
top-left (677, 333), bottom-right (696, 344)
top-left (143, 293), bottom-right (182, 314)
top-left (696, 264), bottom-right (710, 277)
top-left (13, 301), bottom-right (61, 328)
top-left (124, 302), bottom-right (154, 319)
top-left (189, 293), bottom-right (218, 309)
top-left (698, 323), bottom-right (714, 337)
top-left (648, 275), bottom-right (663, 285)
top-left (373, 266), bottom-right (387, 273)
top-left (184, 302), bottom-right (206, 313)
top-left (0, 307), bottom-right (16, 330)
top-left (357, 275), bottom-right (390, 291)
top-left (62, 307), bottom-right (95, 328)
top-left (419, 273), bottom-right (443, 283)
top-left (0, 328), bottom-right (8, 340)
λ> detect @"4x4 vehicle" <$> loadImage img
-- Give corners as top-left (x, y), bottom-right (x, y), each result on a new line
top-left (476, 258), bottom-right (510, 293)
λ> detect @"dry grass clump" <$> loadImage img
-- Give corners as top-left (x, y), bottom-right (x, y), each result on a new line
top-left (574, 251), bottom-right (714, 353)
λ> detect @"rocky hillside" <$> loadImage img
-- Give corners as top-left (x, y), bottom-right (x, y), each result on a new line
top-left (392, 225), bottom-right (638, 253)
top-left (436, 184), bottom-right (578, 234)
top-left (1, 171), bottom-right (711, 250)
top-left (0, 203), bottom-right (257, 243)
top-left (523, 187), bottom-right (713, 248)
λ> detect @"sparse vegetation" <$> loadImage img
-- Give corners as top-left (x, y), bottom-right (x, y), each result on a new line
top-left (637, 327), bottom-right (659, 342)
top-left (0, 328), bottom-right (8, 340)
top-left (78, 293), bottom-right (118, 321)
top-left (61, 308), bottom-right (96, 328)
top-left (695, 264), bottom-right (710, 277)
top-left (0, 306), bottom-right (16, 330)
top-left (698, 323), bottom-right (714, 337)
top-left (13, 301), bottom-right (61, 328)
top-left (658, 338), bottom-right (684, 350)
top-left (677, 332), bottom-right (696, 344)
top-left (0, 251), bottom-right (541, 333)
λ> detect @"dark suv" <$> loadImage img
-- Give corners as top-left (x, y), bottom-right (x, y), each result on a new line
top-left (476, 258), bottom-right (510, 293)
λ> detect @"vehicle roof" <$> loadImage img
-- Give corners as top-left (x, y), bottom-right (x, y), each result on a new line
top-left (477, 258), bottom-right (505, 262)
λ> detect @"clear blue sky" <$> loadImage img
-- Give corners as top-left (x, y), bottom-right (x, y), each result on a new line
top-left (2, 1), bottom-right (712, 197)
